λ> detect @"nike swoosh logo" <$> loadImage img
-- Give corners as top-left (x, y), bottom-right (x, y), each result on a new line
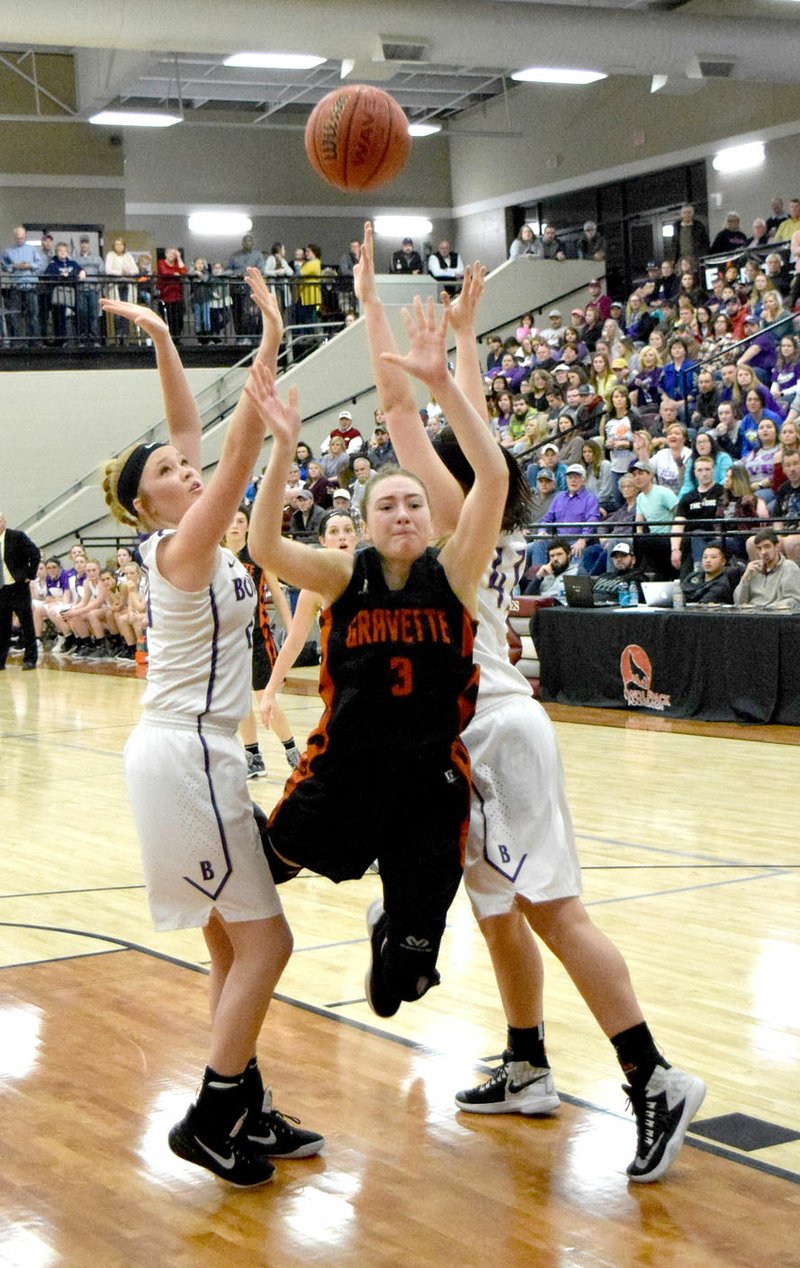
top-left (641, 1132), bottom-right (665, 1163)
top-left (227, 560), bottom-right (236, 568)
top-left (194, 1136), bottom-right (236, 1170)
top-left (507, 1073), bottom-right (550, 1095)
top-left (247, 1130), bottom-right (278, 1147)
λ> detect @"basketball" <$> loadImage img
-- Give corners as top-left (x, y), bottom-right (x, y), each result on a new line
top-left (304, 85), bottom-right (410, 192)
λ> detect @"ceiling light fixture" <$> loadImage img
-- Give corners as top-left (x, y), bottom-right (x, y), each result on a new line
top-left (89, 109), bottom-right (182, 128)
top-left (223, 52), bottom-right (326, 70)
top-left (188, 212), bottom-right (254, 236)
top-left (511, 67), bottom-right (607, 86)
top-left (408, 123), bottom-right (441, 137)
top-left (712, 142), bottom-right (765, 173)
top-left (373, 216), bottom-right (432, 239)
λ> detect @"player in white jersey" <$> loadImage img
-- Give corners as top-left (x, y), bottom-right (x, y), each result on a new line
top-left (100, 276), bottom-right (322, 1189)
top-left (355, 223), bottom-right (705, 1184)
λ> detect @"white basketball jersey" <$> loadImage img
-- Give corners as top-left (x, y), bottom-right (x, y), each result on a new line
top-left (139, 531), bottom-right (256, 725)
top-left (474, 532), bottom-right (532, 709)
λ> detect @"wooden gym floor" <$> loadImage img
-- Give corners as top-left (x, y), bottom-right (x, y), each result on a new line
top-left (1, 656), bottom-right (798, 1267)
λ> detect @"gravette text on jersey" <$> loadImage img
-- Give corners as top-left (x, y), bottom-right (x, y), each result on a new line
top-left (345, 606), bottom-right (453, 648)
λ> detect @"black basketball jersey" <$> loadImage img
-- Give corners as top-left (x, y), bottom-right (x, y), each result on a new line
top-left (307, 546), bottom-right (478, 769)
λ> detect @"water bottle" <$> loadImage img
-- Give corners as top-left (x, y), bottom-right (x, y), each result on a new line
top-left (618, 580), bottom-right (630, 607)
top-left (673, 580), bottom-right (685, 610)
top-left (628, 579), bottom-right (638, 608)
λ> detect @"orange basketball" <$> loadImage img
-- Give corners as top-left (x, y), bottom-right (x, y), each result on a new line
top-left (304, 85), bottom-right (410, 192)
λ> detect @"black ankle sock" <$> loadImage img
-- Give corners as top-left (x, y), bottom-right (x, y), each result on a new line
top-left (194, 1065), bottom-right (249, 1140)
top-left (507, 1023), bottom-right (548, 1068)
top-left (245, 743), bottom-right (260, 755)
top-left (281, 738), bottom-right (297, 751)
top-left (241, 1057), bottom-right (264, 1114)
top-left (611, 1022), bottom-right (669, 1087)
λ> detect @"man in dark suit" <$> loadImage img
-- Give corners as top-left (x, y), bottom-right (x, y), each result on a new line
top-left (0, 511), bottom-right (41, 669)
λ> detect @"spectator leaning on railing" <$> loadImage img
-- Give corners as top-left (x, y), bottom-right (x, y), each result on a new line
top-left (2, 225), bottom-right (44, 339)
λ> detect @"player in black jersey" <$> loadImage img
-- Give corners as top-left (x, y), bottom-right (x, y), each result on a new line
top-left (223, 505), bottom-right (302, 776)
top-left (249, 292), bottom-right (508, 1017)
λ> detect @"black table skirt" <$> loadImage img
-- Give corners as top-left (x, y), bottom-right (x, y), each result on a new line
top-left (535, 607), bottom-right (800, 724)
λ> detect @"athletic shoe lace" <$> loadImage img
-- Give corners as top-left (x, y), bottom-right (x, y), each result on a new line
top-left (481, 1051), bottom-right (513, 1088)
top-left (624, 1083), bottom-right (658, 1152)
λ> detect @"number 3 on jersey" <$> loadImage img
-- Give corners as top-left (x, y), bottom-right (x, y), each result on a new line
top-left (389, 655), bottom-right (413, 697)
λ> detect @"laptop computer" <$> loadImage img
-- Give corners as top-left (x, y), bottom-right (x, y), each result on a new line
top-left (641, 581), bottom-right (674, 609)
top-left (563, 574), bottom-right (616, 608)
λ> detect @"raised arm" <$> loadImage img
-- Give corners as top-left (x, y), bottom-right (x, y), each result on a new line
top-left (260, 587), bottom-right (321, 726)
top-left (446, 263), bottom-right (490, 421)
top-left (248, 267), bottom-right (284, 375)
top-left (355, 221), bottom-right (465, 535)
top-left (99, 298), bottom-right (202, 472)
top-left (247, 374), bottom-right (353, 604)
top-left (381, 297), bottom-right (508, 613)
top-left (156, 360), bottom-right (276, 591)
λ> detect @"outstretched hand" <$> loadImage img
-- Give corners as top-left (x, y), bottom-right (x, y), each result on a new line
top-left (246, 266), bottom-right (283, 350)
top-left (99, 298), bottom-right (169, 336)
top-left (243, 361), bottom-right (301, 447)
top-left (380, 295), bottom-right (449, 388)
top-left (443, 262), bottom-right (486, 334)
top-left (353, 220), bottom-right (377, 305)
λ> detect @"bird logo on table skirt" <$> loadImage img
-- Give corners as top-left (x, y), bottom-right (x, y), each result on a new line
top-left (620, 643), bottom-right (652, 692)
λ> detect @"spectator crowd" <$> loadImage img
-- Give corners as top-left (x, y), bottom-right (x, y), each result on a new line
top-left (6, 195), bottom-right (800, 674)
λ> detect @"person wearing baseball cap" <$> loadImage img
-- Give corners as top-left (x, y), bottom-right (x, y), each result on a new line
top-left (527, 440), bottom-right (567, 493)
top-left (631, 459), bottom-right (679, 577)
top-left (325, 408), bottom-right (364, 458)
top-left (526, 466), bottom-right (558, 523)
top-left (587, 277), bottom-right (611, 320)
top-left (737, 312), bottom-right (778, 382)
top-left (289, 486), bottom-right (326, 543)
top-left (592, 539), bottom-right (646, 603)
top-left (391, 237), bottom-right (423, 274)
top-left (569, 307), bottom-right (586, 338)
top-left (527, 459), bottom-right (601, 570)
top-left (369, 419), bottom-right (397, 470)
top-left (578, 220), bottom-right (607, 262)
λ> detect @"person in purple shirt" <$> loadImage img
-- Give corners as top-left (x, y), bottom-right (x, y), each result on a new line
top-left (496, 351), bottom-right (526, 392)
top-left (527, 463), bottom-right (601, 567)
top-left (737, 314), bottom-right (777, 383)
top-left (771, 334), bottom-right (800, 406)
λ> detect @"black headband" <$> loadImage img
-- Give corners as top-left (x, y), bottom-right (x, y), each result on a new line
top-left (117, 442), bottom-right (166, 516)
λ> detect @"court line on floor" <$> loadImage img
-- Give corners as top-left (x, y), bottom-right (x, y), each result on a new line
top-left (574, 833), bottom-right (757, 866)
top-left (4, 733), bottom-right (791, 869)
top-left (0, 884), bottom-right (146, 899)
top-left (584, 868), bottom-right (790, 908)
top-left (3, 931), bottom-right (795, 1188)
top-left (0, 866), bottom-right (791, 927)
top-left (1, 947), bottom-right (126, 969)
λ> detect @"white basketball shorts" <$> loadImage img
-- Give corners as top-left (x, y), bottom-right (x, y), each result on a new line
top-left (124, 714), bottom-right (283, 932)
top-left (463, 696), bottom-right (582, 919)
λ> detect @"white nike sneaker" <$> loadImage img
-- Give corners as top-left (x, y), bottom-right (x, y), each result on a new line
top-left (625, 1065), bottom-right (706, 1183)
top-left (455, 1052), bottom-right (560, 1115)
